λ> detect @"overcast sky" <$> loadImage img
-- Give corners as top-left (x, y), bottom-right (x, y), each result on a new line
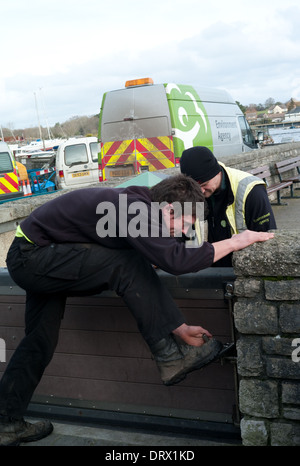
top-left (1, 0), bottom-right (300, 130)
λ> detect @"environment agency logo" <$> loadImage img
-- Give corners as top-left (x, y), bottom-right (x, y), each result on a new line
top-left (164, 83), bottom-right (213, 155)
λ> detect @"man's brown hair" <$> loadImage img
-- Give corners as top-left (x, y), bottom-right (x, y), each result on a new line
top-left (150, 174), bottom-right (208, 217)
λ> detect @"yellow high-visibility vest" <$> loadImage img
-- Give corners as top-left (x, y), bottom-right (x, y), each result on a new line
top-left (195, 163), bottom-right (266, 244)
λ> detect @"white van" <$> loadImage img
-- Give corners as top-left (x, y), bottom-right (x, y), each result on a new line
top-left (98, 78), bottom-right (261, 180)
top-left (56, 137), bottom-right (99, 189)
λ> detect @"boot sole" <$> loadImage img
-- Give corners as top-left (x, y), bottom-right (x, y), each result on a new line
top-left (164, 340), bottom-right (223, 386)
top-left (0, 420), bottom-right (53, 446)
top-left (20, 422), bottom-right (54, 444)
top-left (0, 438), bottom-right (21, 447)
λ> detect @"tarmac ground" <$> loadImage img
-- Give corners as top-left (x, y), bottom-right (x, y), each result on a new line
top-left (271, 195), bottom-right (300, 230)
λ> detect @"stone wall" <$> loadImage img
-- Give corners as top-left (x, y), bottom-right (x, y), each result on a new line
top-left (233, 231), bottom-right (300, 446)
top-left (220, 141), bottom-right (300, 173)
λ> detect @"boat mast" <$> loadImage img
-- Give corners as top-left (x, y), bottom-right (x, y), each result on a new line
top-left (39, 87), bottom-right (53, 140)
top-left (34, 91), bottom-right (45, 150)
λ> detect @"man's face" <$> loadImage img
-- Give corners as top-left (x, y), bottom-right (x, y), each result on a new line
top-left (161, 204), bottom-right (196, 237)
top-left (198, 172), bottom-right (222, 198)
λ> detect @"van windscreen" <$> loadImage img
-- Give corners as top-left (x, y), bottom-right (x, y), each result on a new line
top-left (0, 152), bottom-right (14, 174)
top-left (238, 116), bottom-right (256, 148)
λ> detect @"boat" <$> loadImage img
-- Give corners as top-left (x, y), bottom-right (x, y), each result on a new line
top-left (11, 138), bottom-right (65, 160)
top-left (14, 148), bottom-right (56, 159)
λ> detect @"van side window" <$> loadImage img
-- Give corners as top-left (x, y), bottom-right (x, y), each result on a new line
top-left (64, 144), bottom-right (88, 166)
top-left (90, 142), bottom-right (99, 162)
top-left (0, 152), bottom-right (14, 174)
top-left (238, 116), bottom-right (256, 148)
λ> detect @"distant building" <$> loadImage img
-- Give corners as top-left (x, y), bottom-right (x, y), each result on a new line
top-left (245, 108), bottom-right (258, 121)
top-left (262, 112), bottom-right (285, 123)
top-left (284, 106), bottom-right (300, 122)
top-left (286, 98), bottom-right (300, 110)
top-left (267, 104), bottom-right (287, 114)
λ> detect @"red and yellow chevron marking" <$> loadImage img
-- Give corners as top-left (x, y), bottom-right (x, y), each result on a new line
top-left (0, 171), bottom-right (19, 195)
top-left (101, 136), bottom-right (174, 178)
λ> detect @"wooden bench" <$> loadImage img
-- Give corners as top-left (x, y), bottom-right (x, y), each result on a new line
top-left (248, 165), bottom-right (293, 205)
top-left (275, 156), bottom-right (300, 198)
top-left (0, 267), bottom-right (240, 435)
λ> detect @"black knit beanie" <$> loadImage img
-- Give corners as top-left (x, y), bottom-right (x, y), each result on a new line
top-left (180, 146), bottom-right (221, 183)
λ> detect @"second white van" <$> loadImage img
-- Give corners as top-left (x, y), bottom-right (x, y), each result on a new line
top-left (56, 137), bottom-right (99, 189)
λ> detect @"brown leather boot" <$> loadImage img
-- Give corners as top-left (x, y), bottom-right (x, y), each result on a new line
top-left (151, 335), bottom-right (223, 386)
top-left (0, 416), bottom-right (53, 446)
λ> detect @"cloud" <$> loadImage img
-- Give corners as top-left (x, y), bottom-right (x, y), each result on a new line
top-left (1, 0), bottom-right (300, 129)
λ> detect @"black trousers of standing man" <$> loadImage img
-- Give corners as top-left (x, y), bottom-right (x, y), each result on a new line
top-left (0, 237), bottom-right (185, 419)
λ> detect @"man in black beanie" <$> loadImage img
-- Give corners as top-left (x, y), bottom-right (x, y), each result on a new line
top-left (180, 146), bottom-right (276, 266)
